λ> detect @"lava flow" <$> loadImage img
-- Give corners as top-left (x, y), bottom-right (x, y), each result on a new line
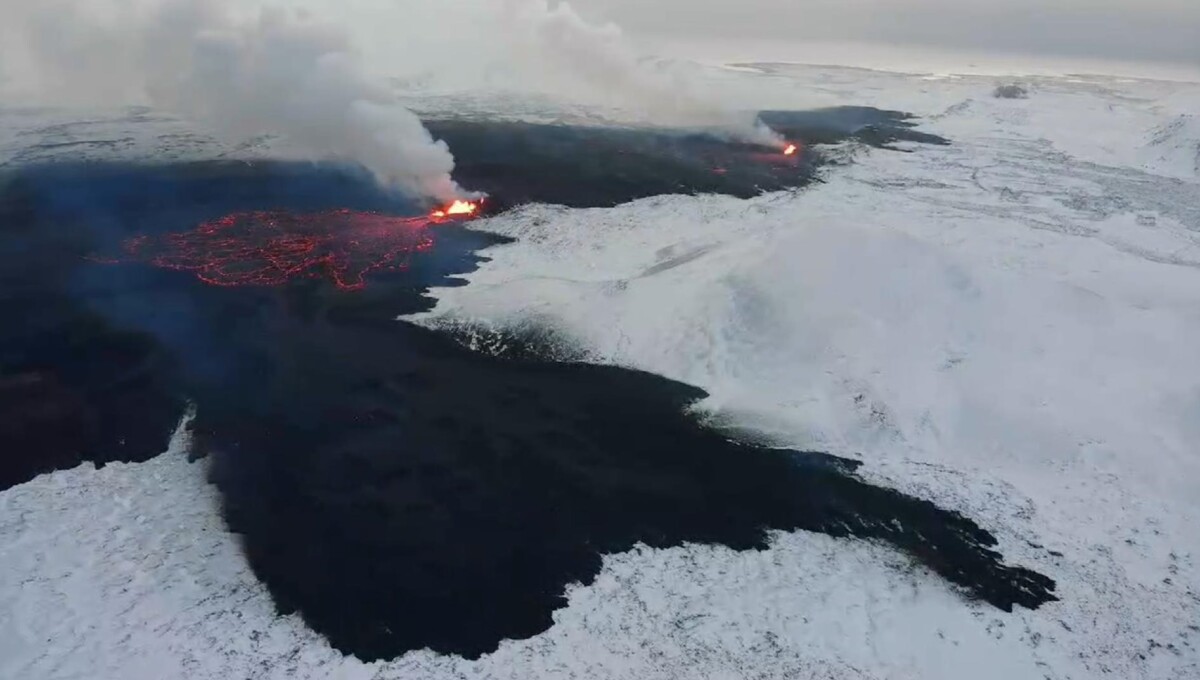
top-left (783, 143), bottom-right (798, 156)
top-left (110, 209), bottom-right (436, 291)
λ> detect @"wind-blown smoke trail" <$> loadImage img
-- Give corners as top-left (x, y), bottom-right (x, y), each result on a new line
top-left (0, 0), bottom-right (465, 200)
top-left (500, 0), bottom-right (784, 147)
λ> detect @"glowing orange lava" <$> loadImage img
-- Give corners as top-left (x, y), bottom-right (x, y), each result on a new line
top-left (103, 209), bottom-right (435, 291)
top-left (430, 200), bottom-right (480, 219)
top-left (783, 143), bottom-right (798, 156)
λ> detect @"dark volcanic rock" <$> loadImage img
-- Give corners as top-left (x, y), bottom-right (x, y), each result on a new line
top-left (0, 372), bottom-right (92, 488)
top-left (0, 297), bottom-right (184, 487)
top-left (994, 84), bottom-right (1030, 99)
top-left (193, 304), bottom-right (1057, 660)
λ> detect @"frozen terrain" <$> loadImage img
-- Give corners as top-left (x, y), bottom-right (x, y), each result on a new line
top-left (3, 65), bottom-right (1199, 679)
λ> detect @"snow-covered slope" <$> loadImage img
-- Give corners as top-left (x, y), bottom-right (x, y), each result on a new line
top-left (414, 68), bottom-right (1200, 679)
top-left (3, 65), bottom-right (1199, 679)
top-left (1145, 114), bottom-right (1200, 180)
top-left (0, 107), bottom-right (237, 168)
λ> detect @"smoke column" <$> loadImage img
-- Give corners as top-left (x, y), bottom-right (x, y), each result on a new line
top-left (290, 0), bottom-right (785, 147)
top-left (499, 0), bottom-right (784, 146)
top-left (0, 0), bottom-right (465, 200)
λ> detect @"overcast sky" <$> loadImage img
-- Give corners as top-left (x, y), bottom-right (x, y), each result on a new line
top-left (568, 0), bottom-right (1199, 66)
top-left (4, 0), bottom-right (1196, 101)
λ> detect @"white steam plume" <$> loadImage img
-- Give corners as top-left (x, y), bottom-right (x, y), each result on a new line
top-left (289, 0), bottom-right (785, 147)
top-left (0, 0), bottom-right (465, 201)
top-left (501, 0), bottom-right (784, 147)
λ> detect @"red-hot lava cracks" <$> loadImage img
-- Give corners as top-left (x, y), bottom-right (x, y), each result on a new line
top-left (108, 208), bottom-right (469, 291)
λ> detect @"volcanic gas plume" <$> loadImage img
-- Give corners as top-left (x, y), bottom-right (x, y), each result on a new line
top-left (501, 0), bottom-right (785, 147)
top-left (0, 0), bottom-right (466, 200)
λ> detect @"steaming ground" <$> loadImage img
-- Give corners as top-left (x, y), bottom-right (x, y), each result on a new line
top-left (2, 64), bottom-right (1199, 679)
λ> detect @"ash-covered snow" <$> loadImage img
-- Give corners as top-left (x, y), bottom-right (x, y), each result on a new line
top-left (3, 65), bottom-right (1200, 679)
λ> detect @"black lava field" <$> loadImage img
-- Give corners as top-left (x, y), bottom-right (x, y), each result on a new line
top-left (0, 110), bottom-right (1055, 660)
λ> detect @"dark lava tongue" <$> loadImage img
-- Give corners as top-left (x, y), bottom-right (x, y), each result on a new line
top-left (195, 291), bottom-right (1056, 661)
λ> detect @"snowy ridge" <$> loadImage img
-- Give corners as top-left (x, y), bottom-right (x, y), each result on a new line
top-left (1146, 114), bottom-right (1200, 179)
top-left (0, 107), bottom-right (262, 168)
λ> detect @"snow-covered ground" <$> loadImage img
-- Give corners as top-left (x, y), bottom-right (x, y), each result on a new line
top-left (3, 65), bottom-right (1199, 679)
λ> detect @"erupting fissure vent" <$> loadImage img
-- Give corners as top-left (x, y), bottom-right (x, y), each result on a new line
top-left (430, 199), bottom-right (481, 220)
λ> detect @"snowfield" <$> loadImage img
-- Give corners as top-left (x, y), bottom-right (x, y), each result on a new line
top-left (3, 65), bottom-right (1199, 679)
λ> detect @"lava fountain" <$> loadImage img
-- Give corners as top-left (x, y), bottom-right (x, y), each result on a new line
top-left (430, 199), bottom-right (482, 220)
